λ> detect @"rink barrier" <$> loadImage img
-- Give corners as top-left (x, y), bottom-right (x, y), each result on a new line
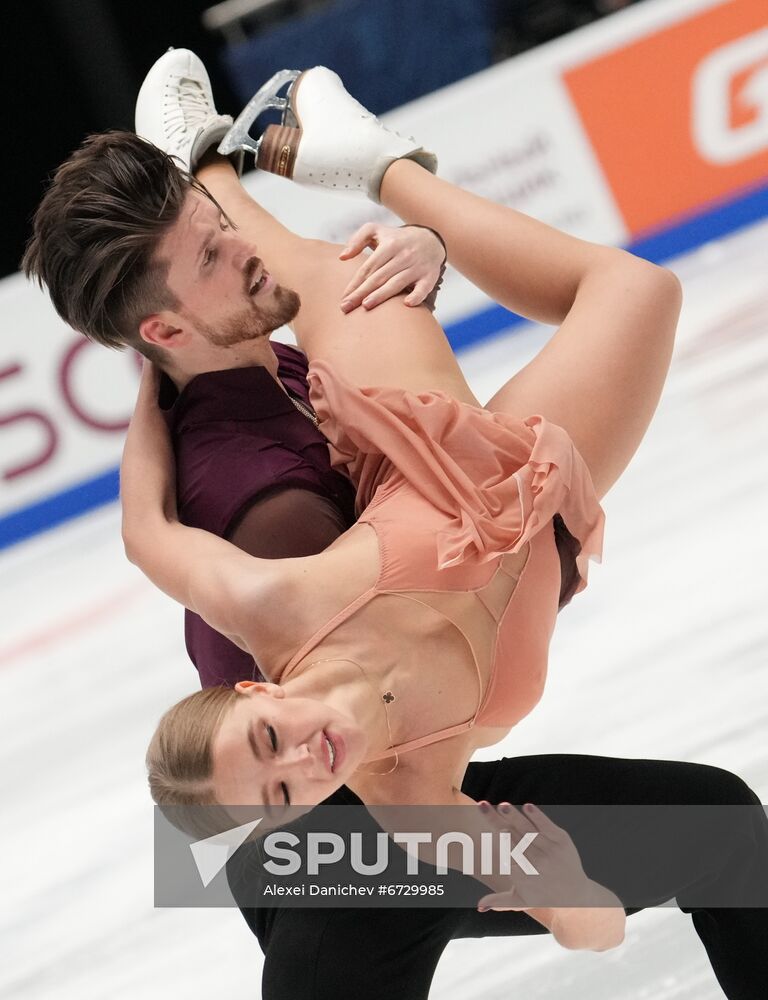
top-left (1, 177), bottom-right (767, 553)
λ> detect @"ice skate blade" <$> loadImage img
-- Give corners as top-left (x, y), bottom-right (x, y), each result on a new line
top-left (218, 69), bottom-right (301, 157)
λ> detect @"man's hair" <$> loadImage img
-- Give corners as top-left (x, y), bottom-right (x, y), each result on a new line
top-left (22, 130), bottom-right (199, 362)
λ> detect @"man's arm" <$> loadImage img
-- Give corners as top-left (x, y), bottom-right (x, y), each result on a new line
top-left (357, 760), bottom-right (625, 953)
top-left (259, 908), bottom-right (453, 1000)
top-left (229, 488), bottom-right (347, 558)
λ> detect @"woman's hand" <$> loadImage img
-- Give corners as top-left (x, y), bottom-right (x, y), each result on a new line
top-left (339, 223), bottom-right (446, 313)
top-left (476, 801), bottom-right (626, 951)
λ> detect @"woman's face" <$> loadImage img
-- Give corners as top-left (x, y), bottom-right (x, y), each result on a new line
top-left (211, 683), bottom-right (368, 807)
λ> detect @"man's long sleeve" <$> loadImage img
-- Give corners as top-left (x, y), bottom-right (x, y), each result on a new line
top-left (185, 488), bottom-right (349, 686)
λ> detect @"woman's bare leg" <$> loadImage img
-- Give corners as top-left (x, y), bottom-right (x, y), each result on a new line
top-left (197, 155), bottom-right (681, 498)
top-left (195, 153), bottom-right (306, 269)
top-left (379, 161), bottom-right (682, 499)
top-left (195, 155), bottom-right (479, 404)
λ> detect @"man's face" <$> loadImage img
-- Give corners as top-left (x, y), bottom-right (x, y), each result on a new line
top-left (158, 188), bottom-right (300, 349)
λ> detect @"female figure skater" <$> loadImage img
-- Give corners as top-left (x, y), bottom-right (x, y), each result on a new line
top-left (124, 69), bottom-right (680, 828)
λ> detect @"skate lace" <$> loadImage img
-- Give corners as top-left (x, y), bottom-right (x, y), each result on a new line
top-left (353, 97), bottom-right (414, 143)
top-left (164, 78), bottom-right (213, 139)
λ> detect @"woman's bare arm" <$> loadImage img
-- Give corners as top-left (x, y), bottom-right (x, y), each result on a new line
top-left (120, 362), bottom-right (284, 646)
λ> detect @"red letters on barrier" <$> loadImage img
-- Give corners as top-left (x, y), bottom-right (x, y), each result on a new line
top-left (1, 337), bottom-right (139, 489)
top-left (0, 363), bottom-right (59, 482)
top-left (59, 339), bottom-right (138, 432)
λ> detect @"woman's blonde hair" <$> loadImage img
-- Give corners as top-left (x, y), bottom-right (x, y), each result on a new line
top-left (147, 685), bottom-right (239, 839)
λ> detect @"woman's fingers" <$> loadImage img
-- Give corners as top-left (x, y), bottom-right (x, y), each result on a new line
top-left (341, 244), bottom-right (394, 300)
top-left (404, 276), bottom-right (437, 307)
top-left (357, 272), bottom-right (417, 311)
top-left (342, 259), bottom-right (417, 312)
top-left (343, 251), bottom-right (405, 301)
top-left (343, 231), bottom-right (410, 283)
top-left (339, 223), bottom-right (443, 311)
top-left (338, 223), bottom-right (379, 261)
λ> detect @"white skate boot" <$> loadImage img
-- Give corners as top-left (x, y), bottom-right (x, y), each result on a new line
top-left (218, 66), bottom-right (436, 203)
top-left (135, 48), bottom-right (242, 173)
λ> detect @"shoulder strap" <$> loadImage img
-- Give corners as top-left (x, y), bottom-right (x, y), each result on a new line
top-left (363, 719), bottom-right (475, 762)
top-left (281, 588), bottom-right (378, 678)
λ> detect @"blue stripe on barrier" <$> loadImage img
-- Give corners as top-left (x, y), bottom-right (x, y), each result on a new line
top-left (2, 179), bottom-right (768, 551)
top-left (0, 469), bottom-right (121, 551)
top-left (626, 181), bottom-right (768, 264)
top-left (445, 304), bottom-right (527, 351)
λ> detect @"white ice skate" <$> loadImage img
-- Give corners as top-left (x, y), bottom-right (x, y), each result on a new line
top-left (135, 48), bottom-right (242, 174)
top-left (218, 66), bottom-right (437, 203)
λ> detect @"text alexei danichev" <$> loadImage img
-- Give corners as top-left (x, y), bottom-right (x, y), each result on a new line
top-left (263, 883), bottom-right (374, 896)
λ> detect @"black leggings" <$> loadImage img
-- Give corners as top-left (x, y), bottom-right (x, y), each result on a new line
top-left (244, 755), bottom-right (768, 1000)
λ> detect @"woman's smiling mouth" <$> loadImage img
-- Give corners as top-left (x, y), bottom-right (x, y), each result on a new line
top-left (322, 730), bottom-right (337, 772)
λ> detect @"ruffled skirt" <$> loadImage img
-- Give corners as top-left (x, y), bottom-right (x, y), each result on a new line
top-left (307, 360), bottom-right (604, 593)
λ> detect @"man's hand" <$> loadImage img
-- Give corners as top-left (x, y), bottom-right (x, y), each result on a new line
top-left (474, 802), bottom-right (591, 910)
top-left (339, 223), bottom-right (446, 313)
top-left (475, 801), bottom-right (626, 951)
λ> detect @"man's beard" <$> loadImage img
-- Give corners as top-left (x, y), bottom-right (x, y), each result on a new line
top-left (189, 283), bottom-right (301, 348)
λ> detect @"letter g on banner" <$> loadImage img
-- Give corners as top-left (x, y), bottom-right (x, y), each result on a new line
top-left (693, 26), bottom-right (768, 165)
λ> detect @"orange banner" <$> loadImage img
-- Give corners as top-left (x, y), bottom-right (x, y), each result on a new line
top-left (564, 0), bottom-right (768, 236)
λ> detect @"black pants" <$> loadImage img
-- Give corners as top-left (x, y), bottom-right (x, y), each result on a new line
top-left (242, 755), bottom-right (768, 1000)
